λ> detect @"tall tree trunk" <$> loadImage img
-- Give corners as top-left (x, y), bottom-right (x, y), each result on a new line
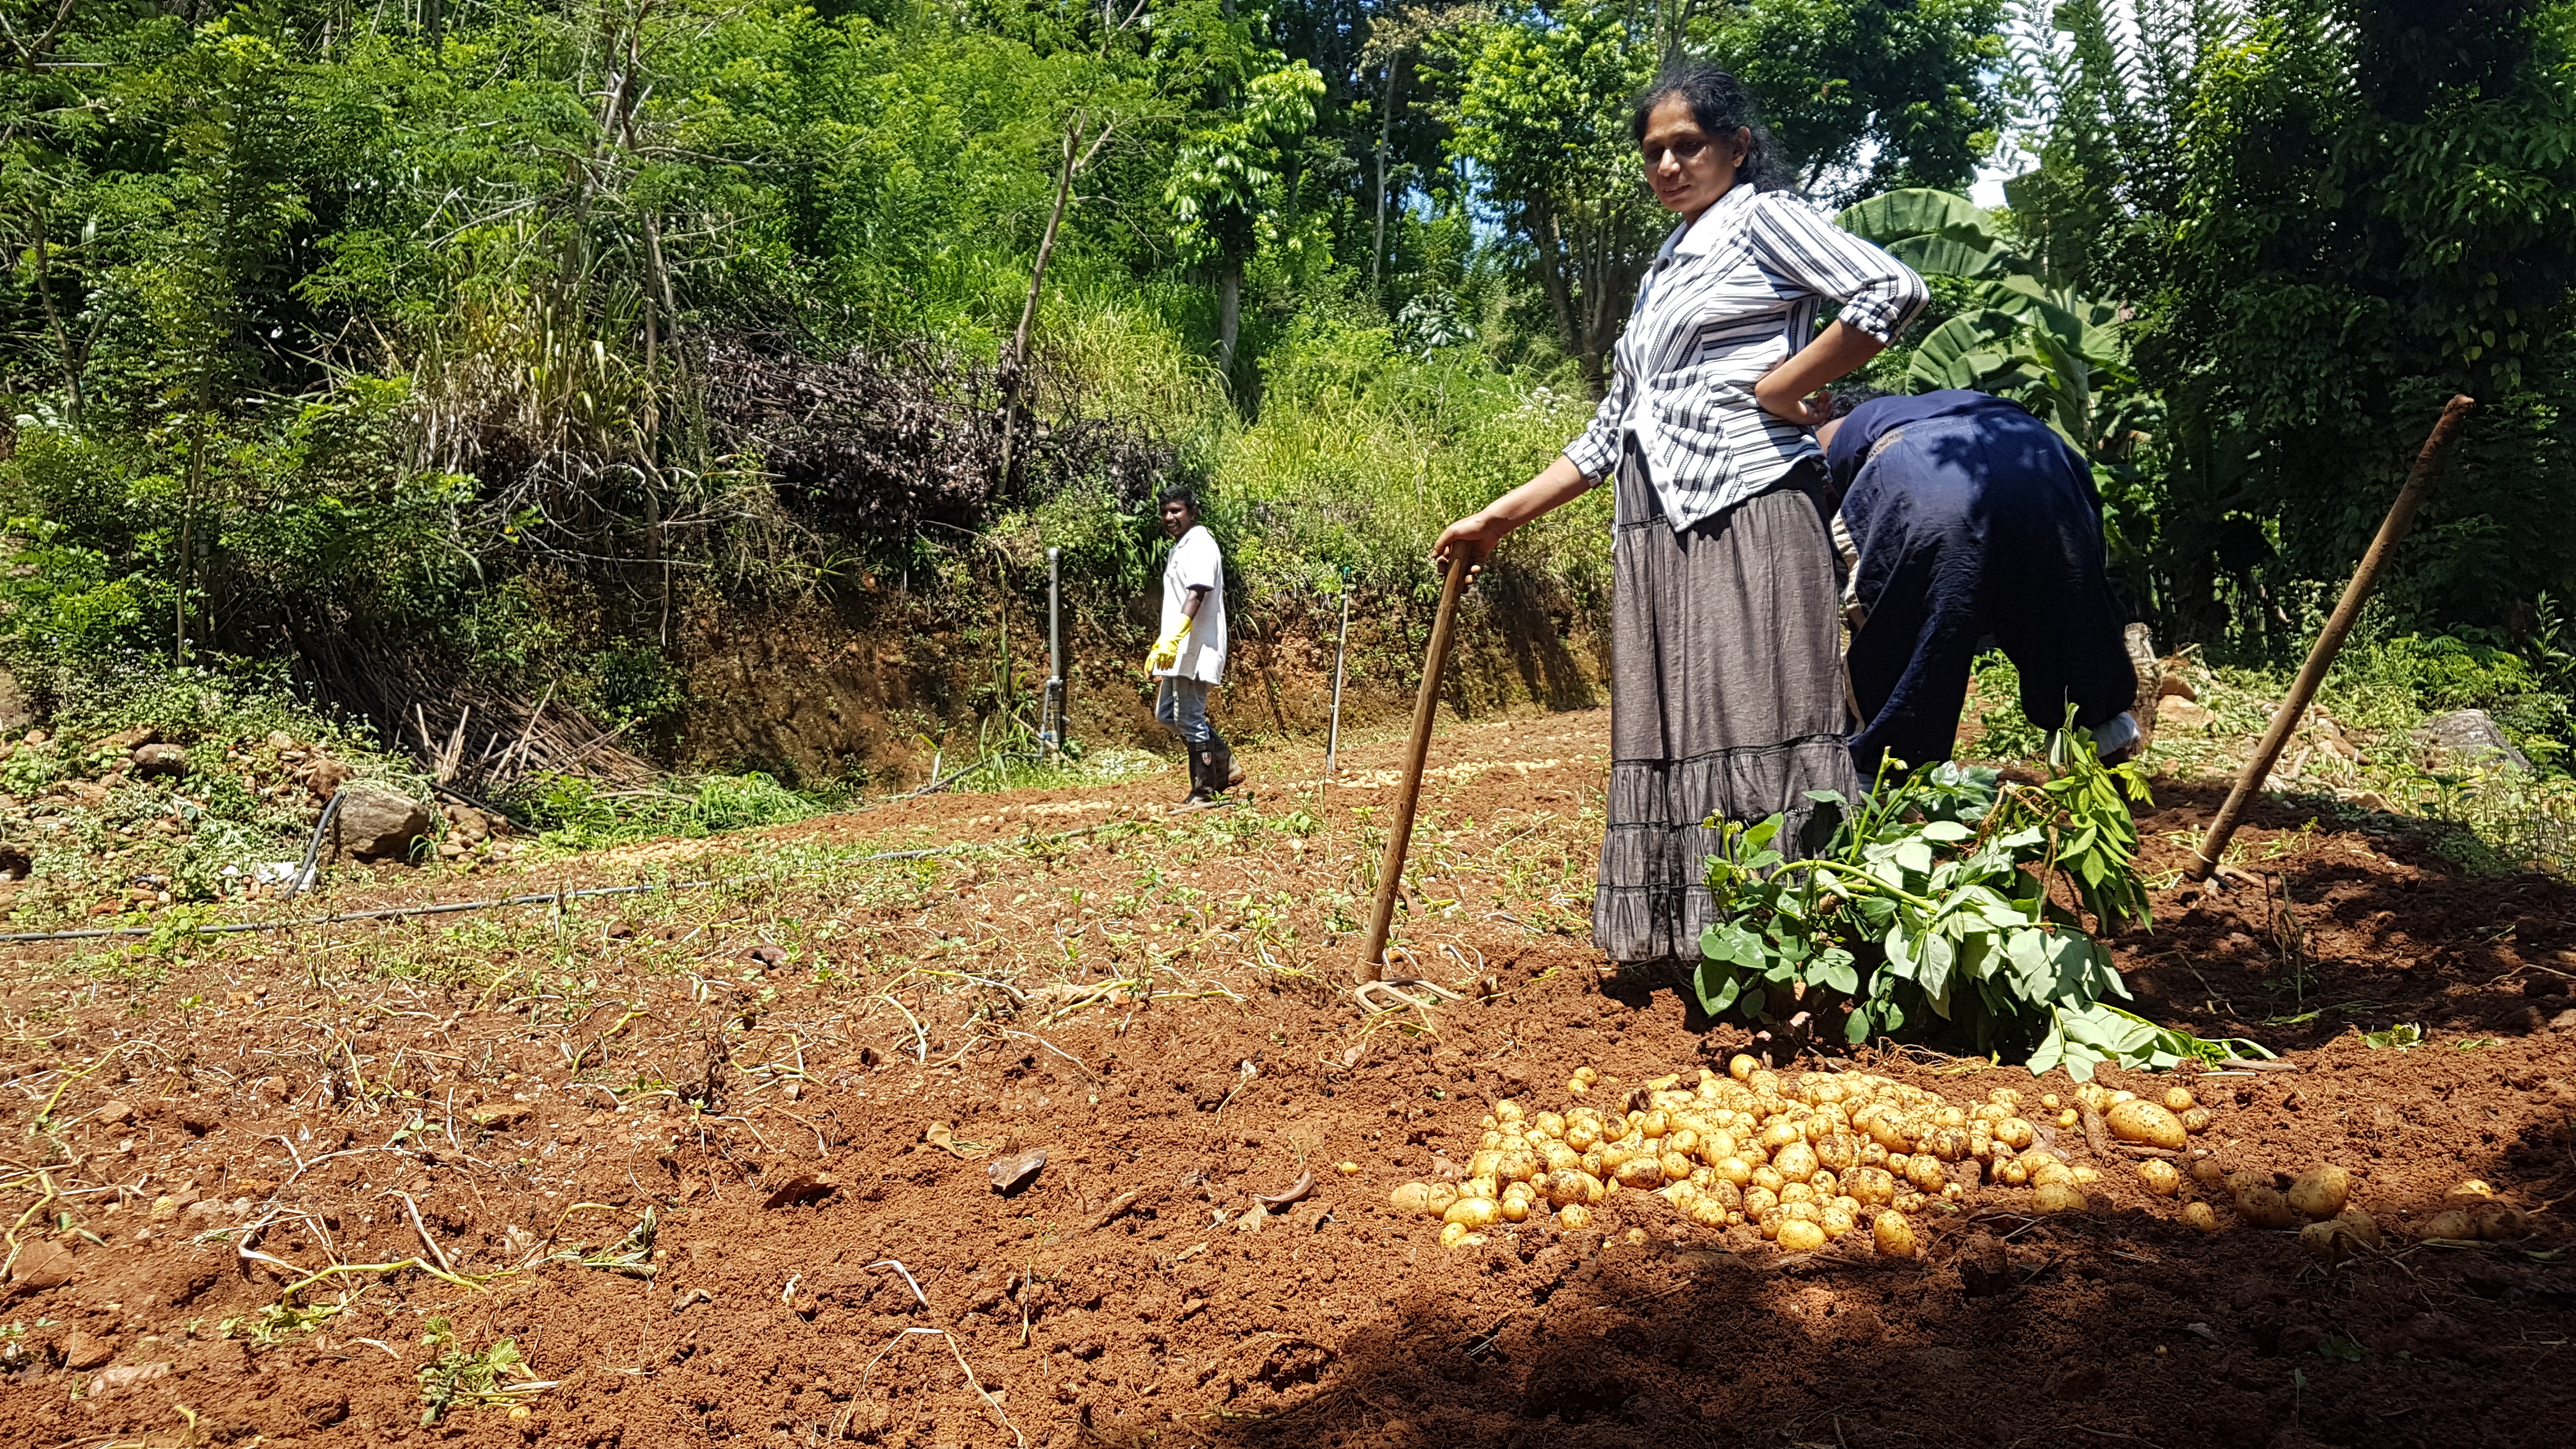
top-left (1373, 64), bottom-right (1400, 287)
top-left (1216, 260), bottom-right (1243, 377)
top-left (1526, 204), bottom-right (1599, 395)
top-left (29, 228), bottom-right (84, 425)
top-left (1000, 118), bottom-right (1085, 489)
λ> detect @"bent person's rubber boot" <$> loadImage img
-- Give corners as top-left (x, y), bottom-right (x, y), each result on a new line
top-left (2090, 710), bottom-right (2142, 767)
top-left (1208, 735), bottom-right (1239, 793)
top-left (1184, 746), bottom-right (1218, 805)
top-left (2124, 620), bottom-right (2162, 749)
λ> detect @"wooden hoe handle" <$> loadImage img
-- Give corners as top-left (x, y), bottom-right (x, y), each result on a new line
top-left (2185, 394), bottom-right (2476, 882)
top-left (1359, 558), bottom-right (1471, 981)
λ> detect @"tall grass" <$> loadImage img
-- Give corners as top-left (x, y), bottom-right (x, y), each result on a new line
top-left (1034, 293), bottom-right (1611, 612)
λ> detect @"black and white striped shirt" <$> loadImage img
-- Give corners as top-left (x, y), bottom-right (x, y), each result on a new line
top-left (1563, 185), bottom-right (1927, 531)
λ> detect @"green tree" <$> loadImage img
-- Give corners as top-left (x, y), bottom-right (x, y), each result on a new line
top-left (1719, 0), bottom-right (2008, 199)
top-left (1167, 53), bottom-right (1327, 376)
top-left (2012, 0), bottom-right (2576, 644)
top-left (1439, 0), bottom-right (1657, 394)
top-left (1438, 0), bottom-right (2009, 392)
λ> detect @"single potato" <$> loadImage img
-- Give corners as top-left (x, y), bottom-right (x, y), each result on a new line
top-left (2104, 1100), bottom-right (2189, 1151)
top-left (1873, 1211), bottom-right (1919, 1258)
top-left (2033, 1181), bottom-right (2088, 1213)
top-left (2287, 1165), bottom-right (2352, 1221)
top-left (1775, 1218), bottom-right (1828, 1252)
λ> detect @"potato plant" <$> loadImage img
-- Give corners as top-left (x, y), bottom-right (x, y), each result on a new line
top-left (1694, 733), bottom-right (2258, 1078)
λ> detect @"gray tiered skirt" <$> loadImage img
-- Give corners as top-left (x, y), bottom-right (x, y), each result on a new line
top-left (1592, 443), bottom-right (1860, 963)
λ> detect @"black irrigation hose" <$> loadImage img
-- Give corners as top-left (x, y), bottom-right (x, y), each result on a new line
top-left (1, 797), bottom-right (1236, 945)
top-left (280, 787), bottom-right (350, 901)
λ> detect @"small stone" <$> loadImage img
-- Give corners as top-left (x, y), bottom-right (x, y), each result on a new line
top-left (306, 757), bottom-right (356, 803)
top-left (2160, 698), bottom-right (2215, 730)
top-left (96, 1099), bottom-right (135, 1126)
top-left (61, 1331), bottom-right (114, 1370)
top-left (987, 1147), bottom-right (1048, 1194)
top-left (89, 1361), bottom-right (171, 1395)
top-left (2549, 1008), bottom-right (2576, 1034)
top-left (6, 1238), bottom-right (73, 1291)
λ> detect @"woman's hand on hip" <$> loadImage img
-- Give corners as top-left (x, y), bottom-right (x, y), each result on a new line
top-left (1754, 320), bottom-right (1886, 428)
top-left (1752, 374), bottom-right (1834, 428)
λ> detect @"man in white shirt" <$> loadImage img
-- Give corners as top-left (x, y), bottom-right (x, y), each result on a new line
top-left (1146, 484), bottom-right (1233, 802)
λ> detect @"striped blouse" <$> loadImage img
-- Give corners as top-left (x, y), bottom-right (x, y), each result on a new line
top-left (1562, 184), bottom-right (1928, 532)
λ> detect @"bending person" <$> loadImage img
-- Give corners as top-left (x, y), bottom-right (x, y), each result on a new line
top-left (1436, 65), bottom-right (1926, 964)
top-left (1820, 388), bottom-right (2139, 779)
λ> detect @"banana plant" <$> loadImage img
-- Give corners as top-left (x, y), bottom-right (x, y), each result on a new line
top-left (1841, 188), bottom-right (2143, 458)
top-left (1837, 188), bottom-right (2034, 279)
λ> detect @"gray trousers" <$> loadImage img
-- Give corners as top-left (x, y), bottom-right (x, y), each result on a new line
top-left (1154, 677), bottom-right (1215, 747)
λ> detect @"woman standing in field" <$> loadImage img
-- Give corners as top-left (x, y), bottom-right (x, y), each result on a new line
top-left (1435, 66), bottom-right (1926, 965)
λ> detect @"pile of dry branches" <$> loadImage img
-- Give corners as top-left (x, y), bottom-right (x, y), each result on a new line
top-left (699, 335), bottom-right (1169, 537)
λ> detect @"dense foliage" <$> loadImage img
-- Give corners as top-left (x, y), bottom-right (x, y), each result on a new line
top-left (2007, 0), bottom-right (2576, 649)
top-left (3, 0), bottom-right (2573, 777)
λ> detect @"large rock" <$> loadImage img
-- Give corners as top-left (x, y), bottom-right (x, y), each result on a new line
top-left (329, 783), bottom-right (433, 861)
top-left (130, 743), bottom-right (188, 779)
top-left (2415, 709), bottom-right (2530, 772)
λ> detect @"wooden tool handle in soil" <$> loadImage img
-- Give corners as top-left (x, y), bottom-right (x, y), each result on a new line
top-left (2186, 395), bottom-right (2476, 882)
top-left (1359, 557), bottom-right (1471, 981)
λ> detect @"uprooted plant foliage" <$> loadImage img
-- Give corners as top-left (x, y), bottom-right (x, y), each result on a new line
top-left (1697, 729), bottom-right (2264, 1079)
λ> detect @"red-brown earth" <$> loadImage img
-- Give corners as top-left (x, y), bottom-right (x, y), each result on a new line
top-left (3, 708), bottom-right (2570, 1448)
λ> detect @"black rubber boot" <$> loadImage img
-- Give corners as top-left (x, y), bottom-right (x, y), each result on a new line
top-left (1184, 744), bottom-right (1217, 804)
top-left (1207, 734), bottom-right (1237, 794)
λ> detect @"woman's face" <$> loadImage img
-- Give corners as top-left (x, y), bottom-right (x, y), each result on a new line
top-left (1640, 95), bottom-right (1749, 220)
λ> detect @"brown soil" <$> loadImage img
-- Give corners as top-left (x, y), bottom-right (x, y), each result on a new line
top-left (3, 710), bottom-right (2570, 1449)
top-left (676, 571), bottom-right (1606, 783)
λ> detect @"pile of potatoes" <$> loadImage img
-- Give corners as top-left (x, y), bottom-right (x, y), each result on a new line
top-left (2163, 1160), bottom-right (2384, 1257)
top-left (1387, 1055), bottom-right (2189, 1254)
top-left (2169, 1160), bottom-right (2526, 1259)
top-left (2413, 1179), bottom-right (2531, 1244)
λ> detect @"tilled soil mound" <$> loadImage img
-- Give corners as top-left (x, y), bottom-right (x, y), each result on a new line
top-left (2, 710), bottom-right (2569, 1448)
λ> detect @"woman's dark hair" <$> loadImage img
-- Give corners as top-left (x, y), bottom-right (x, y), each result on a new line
top-left (1631, 65), bottom-right (1791, 193)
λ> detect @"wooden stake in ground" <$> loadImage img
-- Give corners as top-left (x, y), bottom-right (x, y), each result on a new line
top-left (2186, 394), bottom-right (2476, 884)
top-left (1358, 558), bottom-right (1471, 982)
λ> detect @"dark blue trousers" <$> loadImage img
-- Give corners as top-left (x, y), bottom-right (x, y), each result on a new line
top-left (1842, 412), bottom-right (2135, 778)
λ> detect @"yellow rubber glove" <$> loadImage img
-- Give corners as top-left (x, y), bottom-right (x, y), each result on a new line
top-left (1146, 618), bottom-right (1191, 673)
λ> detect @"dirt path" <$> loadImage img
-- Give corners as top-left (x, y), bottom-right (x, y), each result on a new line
top-left (3, 709), bottom-right (2570, 1448)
